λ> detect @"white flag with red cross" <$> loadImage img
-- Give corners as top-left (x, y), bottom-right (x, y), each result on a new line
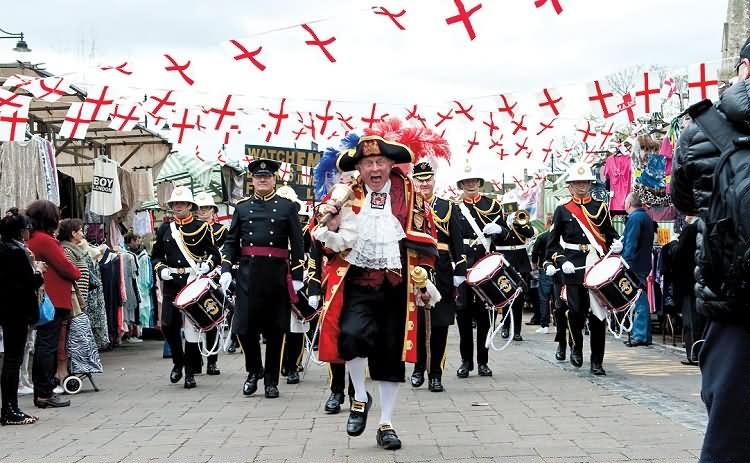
top-left (82, 85), bottom-right (115, 122)
top-left (586, 80), bottom-right (616, 118)
top-left (26, 76), bottom-right (72, 103)
top-left (277, 162), bottom-right (293, 182)
top-left (109, 102), bottom-right (144, 132)
top-left (0, 88), bottom-right (31, 113)
top-left (1, 74), bottom-right (36, 89)
top-left (0, 105), bottom-right (30, 142)
top-left (536, 87), bottom-right (565, 117)
top-left (60, 102), bottom-right (92, 139)
top-left (688, 63), bottom-right (720, 104)
top-left (299, 166), bottom-right (312, 185)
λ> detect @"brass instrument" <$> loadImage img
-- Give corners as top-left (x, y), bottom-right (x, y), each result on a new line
top-left (317, 182), bottom-right (354, 226)
top-left (514, 209), bottom-right (529, 226)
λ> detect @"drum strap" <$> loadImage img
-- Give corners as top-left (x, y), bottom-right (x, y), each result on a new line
top-left (170, 222), bottom-right (200, 282)
top-left (568, 216), bottom-right (604, 257)
top-left (458, 203), bottom-right (490, 253)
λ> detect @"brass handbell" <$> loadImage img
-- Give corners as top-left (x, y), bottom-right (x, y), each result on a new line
top-left (318, 182), bottom-right (354, 225)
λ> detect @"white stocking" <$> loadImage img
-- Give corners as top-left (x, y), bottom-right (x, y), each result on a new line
top-left (377, 381), bottom-right (399, 427)
top-left (346, 357), bottom-right (369, 402)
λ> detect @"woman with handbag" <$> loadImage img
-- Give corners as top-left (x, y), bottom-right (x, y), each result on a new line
top-left (26, 200), bottom-right (80, 409)
top-left (0, 208), bottom-right (45, 425)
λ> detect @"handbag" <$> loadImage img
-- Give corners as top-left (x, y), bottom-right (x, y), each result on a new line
top-left (71, 283), bottom-right (85, 318)
top-left (36, 290), bottom-right (55, 326)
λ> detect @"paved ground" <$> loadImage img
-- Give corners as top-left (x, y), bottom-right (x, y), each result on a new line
top-left (1, 318), bottom-right (705, 463)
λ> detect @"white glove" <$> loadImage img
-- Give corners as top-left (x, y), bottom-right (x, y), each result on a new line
top-left (417, 280), bottom-right (442, 307)
top-left (453, 276), bottom-right (466, 287)
top-left (292, 280), bottom-right (304, 292)
top-left (506, 212), bottom-right (516, 228)
top-left (561, 261), bottom-right (576, 275)
top-left (308, 295), bottom-right (320, 309)
top-left (219, 272), bottom-right (232, 291)
top-left (545, 265), bottom-right (557, 277)
top-left (197, 262), bottom-right (211, 275)
top-left (160, 268), bottom-right (173, 281)
top-left (610, 239), bottom-right (623, 254)
top-left (483, 222), bottom-right (504, 235)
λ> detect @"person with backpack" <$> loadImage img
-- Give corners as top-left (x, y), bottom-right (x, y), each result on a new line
top-left (672, 35), bottom-right (750, 463)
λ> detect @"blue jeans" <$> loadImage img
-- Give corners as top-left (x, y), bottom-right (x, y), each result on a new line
top-left (537, 273), bottom-right (554, 328)
top-left (631, 286), bottom-right (651, 343)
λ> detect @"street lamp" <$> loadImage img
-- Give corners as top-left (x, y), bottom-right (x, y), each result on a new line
top-left (0, 27), bottom-right (31, 52)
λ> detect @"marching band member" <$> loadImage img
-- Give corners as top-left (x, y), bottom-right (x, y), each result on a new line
top-left (495, 195), bottom-right (535, 341)
top-left (219, 159), bottom-right (305, 399)
top-left (152, 186), bottom-right (221, 389)
top-left (409, 161), bottom-right (466, 392)
top-left (455, 161), bottom-right (510, 379)
top-left (545, 163), bottom-right (621, 376)
top-left (194, 192), bottom-right (227, 376)
top-left (313, 136), bottom-right (438, 450)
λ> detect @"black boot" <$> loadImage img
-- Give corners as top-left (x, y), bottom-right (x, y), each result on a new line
top-left (555, 343), bottom-right (566, 361)
top-left (376, 424), bottom-right (402, 450)
top-left (169, 364), bottom-right (183, 384)
top-left (184, 374), bottom-right (196, 389)
top-left (428, 377), bottom-right (444, 392)
top-left (346, 392), bottom-right (372, 437)
top-left (324, 391), bottom-right (345, 414)
top-left (264, 385), bottom-right (279, 398)
top-left (286, 370), bottom-right (300, 384)
top-left (1, 408), bottom-right (36, 426)
top-left (590, 361), bottom-right (606, 376)
top-left (456, 360), bottom-right (473, 378)
top-left (477, 364), bottom-right (493, 376)
top-left (570, 349), bottom-right (583, 368)
top-left (243, 373), bottom-right (259, 396)
top-left (410, 370), bottom-right (425, 388)
top-left (206, 362), bottom-right (220, 376)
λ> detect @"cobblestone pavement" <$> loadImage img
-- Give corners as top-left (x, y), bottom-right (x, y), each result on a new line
top-left (1, 318), bottom-right (705, 463)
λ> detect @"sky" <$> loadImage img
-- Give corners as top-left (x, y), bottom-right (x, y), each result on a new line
top-left (0, 0), bottom-right (730, 182)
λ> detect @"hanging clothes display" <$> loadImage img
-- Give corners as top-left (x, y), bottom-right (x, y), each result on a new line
top-left (40, 139), bottom-right (60, 206)
top-left (117, 167), bottom-right (136, 228)
top-left (156, 181), bottom-right (175, 210)
top-left (90, 157), bottom-right (122, 216)
top-left (131, 169), bottom-right (156, 206)
top-left (603, 153), bottom-right (632, 214)
top-left (659, 137), bottom-right (674, 194)
top-left (134, 247), bottom-right (154, 328)
top-left (133, 210), bottom-right (155, 236)
top-left (122, 250), bottom-right (140, 326)
top-left (57, 171), bottom-right (77, 219)
top-left (99, 249), bottom-right (123, 345)
top-left (0, 139), bottom-right (49, 214)
top-left (85, 248), bottom-right (111, 349)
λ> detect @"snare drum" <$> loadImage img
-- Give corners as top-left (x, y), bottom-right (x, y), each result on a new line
top-left (173, 277), bottom-right (227, 331)
top-left (291, 290), bottom-right (320, 322)
top-left (466, 253), bottom-right (523, 310)
top-left (583, 256), bottom-right (641, 313)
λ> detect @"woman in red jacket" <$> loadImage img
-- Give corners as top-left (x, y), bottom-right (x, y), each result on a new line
top-left (25, 200), bottom-right (80, 409)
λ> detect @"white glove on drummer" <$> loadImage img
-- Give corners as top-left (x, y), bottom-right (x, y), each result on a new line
top-left (483, 222), bottom-right (504, 235)
top-left (545, 265), bottom-right (557, 277)
top-left (610, 239), bottom-right (624, 254)
top-left (160, 268), bottom-right (173, 281)
top-left (561, 261), bottom-right (576, 275)
top-left (292, 280), bottom-right (304, 292)
top-left (506, 212), bottom-right (516, 229)
top-left (219, 272), bottom-right (232, 291)
top-left (197, 262), bottom-right (211, 275)
top-left (453, 276), bottom-right (466, 287)
top-left (308, 295), bottom-right (320, 309)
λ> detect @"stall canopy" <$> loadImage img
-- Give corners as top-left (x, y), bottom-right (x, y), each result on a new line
top-left (0, 62), bottom-right (171, 183)
top-left (155, 150), bottom-right (223, 197)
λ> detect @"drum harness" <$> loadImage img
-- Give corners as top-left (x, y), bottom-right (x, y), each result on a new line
top-left (170, 222), bottom-right (231, 357)
top-left (482, 253), bottom-right (523, 353)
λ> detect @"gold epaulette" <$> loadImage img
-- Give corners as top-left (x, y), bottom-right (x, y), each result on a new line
top-left (235, 197), bottom-right (251, 205)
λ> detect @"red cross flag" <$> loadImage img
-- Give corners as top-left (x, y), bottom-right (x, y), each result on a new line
top-left (1, 74), bottom-right (35, 89)
top-left (83, 85), bottom-right (115, 122)
top-left (489, 179), bottom-right (502, 192)
top-left (0, 105), bottom-right (30, 142)
top-left (277, 162), bottom-right (293, 182)
top-left (60, 102), bottom-right (92, 139)
top-left (169, 107), bottom-right (198, 145)
top-left (0, 88), bottom-right (31, 112)
top-left (537, 87), bottom-right (565, 117)
top-left (299, 166), bottom-right (312, 185)
top-left (660, 76), bottom-right (678, 102)
top-left (109, 102), bottom-right (144, 132)
top-left (144, 90), bottom-right (178, 117)
top-left (586, 80), bottom-right (615, 118)
top-left (688, 63), bottom-right (719, 104)
top-left (27, 76), bottom-right (72, 103)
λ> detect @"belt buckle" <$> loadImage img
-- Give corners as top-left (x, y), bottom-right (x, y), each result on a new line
top-left (176, 268), bottom-right (186, 275)
top-left (579, 244), bottom-right (589, 253)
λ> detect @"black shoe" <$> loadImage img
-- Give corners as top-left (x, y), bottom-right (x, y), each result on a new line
top-left (226, 343), bottom-right (236, 354)
top-left (477, 364), bottom-right (493, 377)
top-left (590, 362), bottom-right (606, 376)
top-left (525, 318), bottom-right (540, 326)
top-left (280, 366), bottom-right (289, 377)
top-left (184, 374), bottom-right (196, 389)
top-left (34, 395), bottom-right (70, 409)
top-left (1, 408), bottom-right (37, 426)
top-left (456, 360), bottom-right (473, 378)
top-left (624, 340), bottom-right (650, 347)
top-left (681, 359), bottom-right (699, 366)
top-left (206, 363), bottom-right (220, 376)
top-left (555, 344), bottom-right (566, 361)
top-left (513, 334), bottom-right (523, 342)
top-left (243, 374), bottom-right (259, 396)
top-left (376, 424), bottom-right (402, 450)
top-left (264, 385), bottom-right (279, 398)
top-left (570, 351), bottom-right (583, 368)
top-left (286, 371), bottom-right (300, 384)
top-left (410, 370), bottom-right (425, 388)
top-left (428, 377), bottom-right (444, 392)
top-left (346, 392), bottom-right (372, 437)
top-left (170, 365), bottom-right (183, 384)
top-left (324, 391), bottom-right (345, 414)
top-left (501, 327), bottom-right (510, 339)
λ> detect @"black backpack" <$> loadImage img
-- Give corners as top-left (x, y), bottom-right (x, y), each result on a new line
top-left (689, 99), bottom-right (750, 304)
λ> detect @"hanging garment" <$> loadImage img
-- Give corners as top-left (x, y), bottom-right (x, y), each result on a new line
top-left (156, 182), bottom-right (175, 210)
top-left (0, 139), bottom-right (48, 214)
top-left (122, 251), bottom-right (140, 324)
top-left (603, 154), bottom-right (632, 212)
top-left (135, 248), bottom-right (154, 328)
top-left (57, 171), bottom-right (77, 219)
top-left (131, 169), bottom-right (155, 206)
top-left (84, 252), bottom-right (110, 349)
top-left (44, 140), bottom-right (60, 206)
top-left (133, 210), bottom-right (155, 236)
top-left (90, 158), bottom-right (122, 216)
top-left (99, 250), bottom-right (122, 343)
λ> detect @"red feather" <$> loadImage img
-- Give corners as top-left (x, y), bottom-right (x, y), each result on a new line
top-left (364, 117), bottom-right (451, 164)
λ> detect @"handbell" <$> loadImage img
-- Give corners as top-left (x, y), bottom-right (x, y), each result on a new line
top-left (410, 266), bottom-right (428, 290)
top-left (318, 182), bottom-right (354, 225)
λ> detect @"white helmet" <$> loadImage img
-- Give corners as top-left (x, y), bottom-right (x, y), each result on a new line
top-left (565, 162), bottom-right (596, 182)
top-left (167, 186), bottom-right (196, 206)
top-left (456, 159), bottom-right (486, 188)
top-left (194, 192), bottom-right (218, 210)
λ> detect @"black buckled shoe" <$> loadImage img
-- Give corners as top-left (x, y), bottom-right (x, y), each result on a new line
top-left (477, 364), bottom-right (493, 377)
top-left (243, 373), bottom-right (259, 396)
top-left (346, 392), bottom-right (372, 437)
top-left (264, 385), bottom-right (279, 399)
top-left (410, 370), bottom-right (425, 388)
top-left (376, 424), bottom-right (402, 450)
top-left (286, 371), bottom-right (300, 384)
top-left (555, 344), bottom-right (566, 361)
top-left (206, 362), bottom-right (220, 376)
top-left (501, 327), bottom-right (510, 339)
top-left (428, 377), bottom-right (444, 392)
top-left (590, 361), bottom-right (606, 376)
top-left (324, 391), bottom-right (345, 414)
top-left (34, 395), bottom-right (70, 409)
top-left (456, 360), bottom-right (473, 378)
top-left (184, 374), bottom-right (196, 389)
top-left (570, 350), bottom-right (583, 368)
top-left (169, 365), bottom-right (183, 384)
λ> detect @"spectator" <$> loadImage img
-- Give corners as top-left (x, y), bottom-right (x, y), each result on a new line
top-left (26, 200), bottom-right (80, 409)
top-left (621, 193), bottom-right (656, 347)
top-left (531, 214), bottom-right (554, 334)
top-left (0, 208), bottom-right (44, 425)
top-left (673, 216), bottom-right (703, 365)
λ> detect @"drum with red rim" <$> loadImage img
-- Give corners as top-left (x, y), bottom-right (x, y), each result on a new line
top-left (583, 256), bottom-right (641, 313)
top-left (466, 253), bottom-right (523, 310)
top-left (173, 277), bottom-right (227, 331)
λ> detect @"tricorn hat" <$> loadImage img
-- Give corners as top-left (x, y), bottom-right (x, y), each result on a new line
top-left (248, 158), bottom-right (280, 176)
top-left (336, 135), bottom-right (414, 172)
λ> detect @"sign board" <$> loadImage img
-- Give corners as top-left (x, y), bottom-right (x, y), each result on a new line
top-left (243, 144), bottom-right (322, 206)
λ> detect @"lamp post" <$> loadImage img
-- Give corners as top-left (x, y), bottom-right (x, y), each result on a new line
top-left (0, 27), bottom-right (31, 52)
